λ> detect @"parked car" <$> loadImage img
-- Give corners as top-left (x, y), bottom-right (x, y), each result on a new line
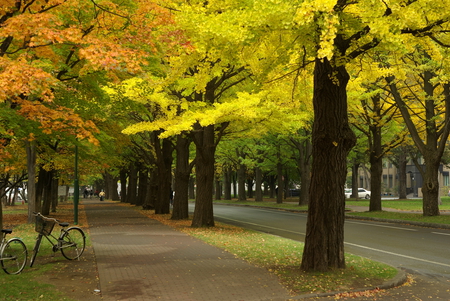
top-left (345, 188), bottom-right (371, 199)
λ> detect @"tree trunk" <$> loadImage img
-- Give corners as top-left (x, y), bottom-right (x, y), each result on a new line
top-left (351, 162), bottom-right (359, 199)
top-left (143, 168), bottom-right (157, 210)
top-left (301, 57), bottom-right (356, 272)
top-left (41, 169), bottom-right (54, 216)
top-left (51, 177), bottom-right (58, 213)
top-left (397, 151), bottom-right (408, 199)
top-left (26, 141), bottom-right (37, 224)
top-left (127, 163), bottom-right (138, 204)
top-left (120, 169), bottom-right (127, 202)
top-left (215, 178), bottom-right (222, 200)
top-left (298, 135), bottom-right (312, 206)
top-left (276, 161), bottom-right (283, 204)
top-left (191, 124), bottom-right (216, 227)
top-left (247, 178), bottom-right (253, 199)
top-left (237, 162), bottom-right (246, 201)
top-left (137, 169), bottom-right (148, 207)
top-left (172, 134), bottom-right (192, 220)
top-left (422, 160), bottom-right (440, 216)
top-left (369, 122), bottom-right (383, 211)
top-left (188, 175), bottom-right (195, 199)
top-left (223, 167), bottom-right (232, 200)
top-left (255, 167), bottom-right (263, 202)
top-left (154, 138), bottom-right (173, 214)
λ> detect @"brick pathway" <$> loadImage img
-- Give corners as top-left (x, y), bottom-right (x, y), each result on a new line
top-left (83, 200), bottom-right (293, 301)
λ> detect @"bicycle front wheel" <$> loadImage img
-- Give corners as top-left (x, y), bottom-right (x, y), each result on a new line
top-left (60, 227), bottom-right (85, 260)
top-left (1, 238), bottom-right (27, 274)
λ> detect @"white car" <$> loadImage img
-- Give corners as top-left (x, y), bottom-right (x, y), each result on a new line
top-left (345, 188), bottom-right (371, 199)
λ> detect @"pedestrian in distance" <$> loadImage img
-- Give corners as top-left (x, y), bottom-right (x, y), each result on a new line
top-left (99, 190), bottom-right (105, 201)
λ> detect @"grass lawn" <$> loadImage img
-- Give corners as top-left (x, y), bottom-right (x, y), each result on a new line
top-left (1, 204), bottom-right (93, 301)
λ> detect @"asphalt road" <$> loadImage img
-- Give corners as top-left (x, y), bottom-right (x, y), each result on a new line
top-left (202, 204), bottom-right (450, 278)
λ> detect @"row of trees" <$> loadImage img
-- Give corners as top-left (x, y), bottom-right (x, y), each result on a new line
top-left (2, 0), bottom-right (450, 273)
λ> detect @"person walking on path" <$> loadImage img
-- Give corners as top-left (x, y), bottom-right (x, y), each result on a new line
top-left (99, 190), bottom-right (105, 201)
top-left (82, 200), bottom-right (292, 301)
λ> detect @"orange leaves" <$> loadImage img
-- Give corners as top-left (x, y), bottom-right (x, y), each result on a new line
top-left (18, 99), bottom-right (100, 145)
top-left (0, 56), bottom-right (57, 102)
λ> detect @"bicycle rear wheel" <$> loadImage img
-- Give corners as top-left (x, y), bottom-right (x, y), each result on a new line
top-left (30, 234), bottom-right (43, 267)
top-left (1, 238), bottom-right (28, 274)
top-left (60, 227), bottom-right (85, 260)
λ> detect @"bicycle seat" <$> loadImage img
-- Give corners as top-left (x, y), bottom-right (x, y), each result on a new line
top-left (59, 222), bottom-right (70, 227)
top-left (1, 229), bottom-right (12, 234)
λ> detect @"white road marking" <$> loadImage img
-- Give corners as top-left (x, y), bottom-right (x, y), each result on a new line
top-left (345, 242), bottom-right (450, 268)
top-left (432, 232), bottom-right (450, 236)
top-left (346, 220), bottom-right (418, 231)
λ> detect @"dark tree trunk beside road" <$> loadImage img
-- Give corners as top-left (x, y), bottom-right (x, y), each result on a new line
top-left (301, 57), bottom-right (356, 272)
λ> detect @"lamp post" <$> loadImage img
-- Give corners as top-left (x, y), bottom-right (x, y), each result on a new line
top-left (73, 144), bottom-right (79, 225)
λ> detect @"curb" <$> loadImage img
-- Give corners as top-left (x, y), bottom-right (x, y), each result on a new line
top-left (289, 268), bottom-right (408, 299)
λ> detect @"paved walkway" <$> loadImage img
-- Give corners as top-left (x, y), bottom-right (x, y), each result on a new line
top-left (83, 199), bottom-right (292, 301)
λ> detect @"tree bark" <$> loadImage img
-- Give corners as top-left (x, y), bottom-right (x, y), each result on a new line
top-left (301, 57), bottom-right (356, 272)
top-left (397, 151), bottom-right (408, 199)
top-left (172, 134), bottom-right (192, 220)
top-left (369, 114), bottom-right (383, 211)
top-left (223, 166), bottom-right (232, 200)
top-left (26, 141), bottom-right (37, 224)
top-left (237, 160), bottom-right (246, 201)
top-left (119, 169), bottom-right (127, 202)
top-left (191, 124), bottom-right (216, 227)
top-left (154, 137), bottom-right (173, 214)
top-left (276, 161), bottom-right (283, 204)
top-left (127, 163), bottom-right (138, 204)
top-left (254, 167), bottom-right (263, 202)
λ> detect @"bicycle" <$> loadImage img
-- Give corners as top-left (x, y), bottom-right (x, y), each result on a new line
top-left (0, 229), bottom-right (27, 274)
top-left (30, 212), bottom-right (86, 267)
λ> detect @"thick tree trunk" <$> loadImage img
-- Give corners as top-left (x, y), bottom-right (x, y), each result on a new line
top-left (154, 138), bottom-right (173, 214)
top-left (143, 168), bottom-right (157, 210)
top-left (172, 135), bottom-right (192, 220)
top-left (301, 58), bottom-right (356, 272)
top-left (41, 169), bottom-right (54, 216)
top-left (137, 169), bottom-right (148, 206)
top-left (191, 124), bottom-right (216, 227)
top-left (422, 159), bottom-right (440, 216)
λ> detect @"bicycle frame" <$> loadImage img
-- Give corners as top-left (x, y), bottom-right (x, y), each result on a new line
top-left (30, 212), bottom-right (85, 267)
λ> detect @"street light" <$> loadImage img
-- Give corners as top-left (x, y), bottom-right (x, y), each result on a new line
top-left (73, 144), bottom-right (79, 225)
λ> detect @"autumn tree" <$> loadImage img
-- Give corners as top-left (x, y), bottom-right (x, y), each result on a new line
top-left (348, 75), bottom-right (407, 211)
top-left (386, 49), bottom-right (450, 216)
top-left (294, 0), bottom-right (450, 272)
top-left (1, 0), bottom-right (175, 223)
